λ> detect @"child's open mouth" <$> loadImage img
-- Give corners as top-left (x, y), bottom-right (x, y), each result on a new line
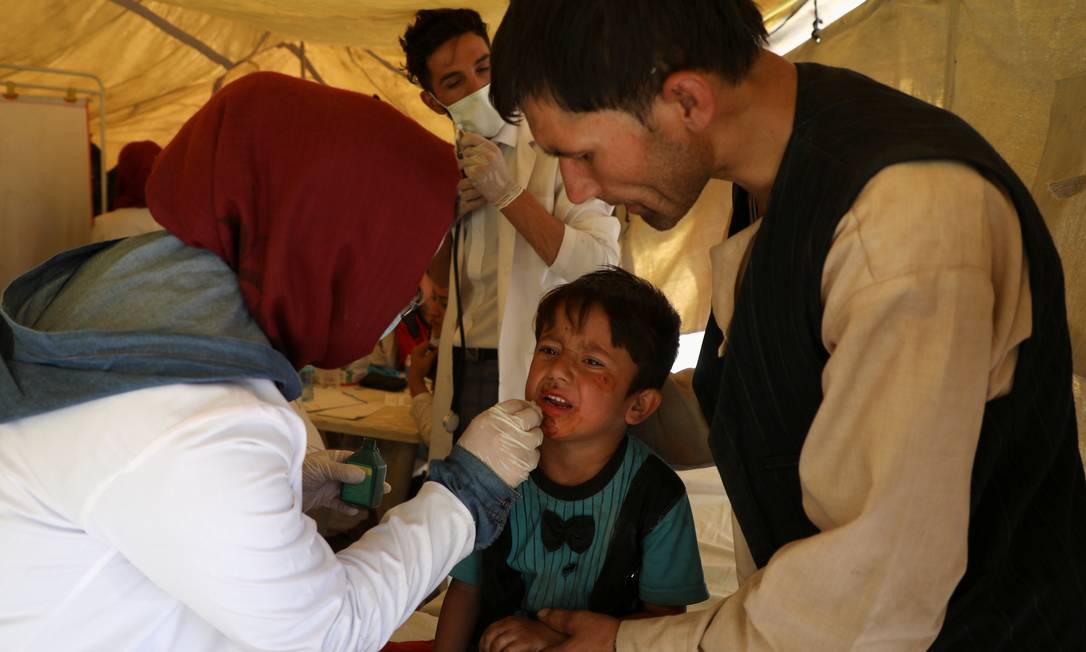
top-left (538, 391), bottom-right (574, 416)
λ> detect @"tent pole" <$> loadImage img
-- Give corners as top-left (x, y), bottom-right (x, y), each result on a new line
top-left (943, 0), bottom-right (961, 111)
top-left (109, 0), bottom-right (235, 71)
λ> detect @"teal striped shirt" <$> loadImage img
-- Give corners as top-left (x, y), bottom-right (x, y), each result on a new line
top-left (452, 436), bottom-right (707, 611)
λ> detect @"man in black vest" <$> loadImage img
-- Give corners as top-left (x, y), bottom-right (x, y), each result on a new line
top-left (489, 1), bottom-right (1086, 650)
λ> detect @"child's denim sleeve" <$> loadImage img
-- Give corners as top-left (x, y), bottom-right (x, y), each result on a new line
top-left (639, 493), bottom-right (709, 605)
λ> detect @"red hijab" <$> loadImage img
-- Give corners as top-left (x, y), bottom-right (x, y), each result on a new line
top-left (111, 140), bottom-right (162, 209)
top-left (146, 72), bottom-right (458, 370)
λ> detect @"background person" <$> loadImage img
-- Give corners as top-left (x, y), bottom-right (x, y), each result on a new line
top-left (351, 272), bottom-right (447, 377)
top-left (488, 0), bottom-right (1086, 649)
top-left (399, 8), bottom-right (619, 462)
top-left (90, 140), bottom-right (165, 242)
top-left (110, 140), bottom-right (162, 210)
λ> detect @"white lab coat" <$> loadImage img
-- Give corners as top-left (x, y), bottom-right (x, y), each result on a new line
top-left (0, 380), bottom-right (474, 651)
top-left (428, 121), bottom-right (618, 460)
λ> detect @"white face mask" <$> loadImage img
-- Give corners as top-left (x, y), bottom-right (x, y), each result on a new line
top-left (433, 83), bottom-right (505, 138)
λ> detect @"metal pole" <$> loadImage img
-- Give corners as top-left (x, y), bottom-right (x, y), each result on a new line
top-left (0, 64), bottom-right (108, 214)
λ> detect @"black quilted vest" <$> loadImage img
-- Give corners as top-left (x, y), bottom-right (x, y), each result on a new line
top-left (693, 62), bottom-right (1086, 648)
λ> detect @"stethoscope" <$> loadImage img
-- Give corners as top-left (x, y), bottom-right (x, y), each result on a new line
top-left (442, 143), bottom-right (470, 435)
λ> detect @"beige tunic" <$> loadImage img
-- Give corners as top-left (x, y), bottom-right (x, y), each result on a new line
top-left (620, 161), bottom-right (1032, 650)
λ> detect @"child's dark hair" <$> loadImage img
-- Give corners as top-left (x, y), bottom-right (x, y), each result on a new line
top-left (400, 9), bottom-right (491, 93)
top-left (534, 266), bottom-right (680, 394)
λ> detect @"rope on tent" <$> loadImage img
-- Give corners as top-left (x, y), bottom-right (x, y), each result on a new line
top-left (212, 32), bottom-right (270, 93)
top-left (345, 47), bottom-right (400, 107)
top-left (109, 0), bottom-right (235, 70)
top-left (767, 0), bottom-right (829, 43)
top-left (364, 49), bottom-right (411, 83)
top-left (275, 42), bottom-right (325, 85)
top-left (769, 0), bottom-right (810, 37)
top-left (943, 0), bottom-right (962, 110)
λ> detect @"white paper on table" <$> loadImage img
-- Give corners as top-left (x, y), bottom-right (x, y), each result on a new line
top-left (302, 393), bottom-right (358, 413)
top-left (336, 385), bottom-right (412, 408)
top-left (316, 402), bottom-right (385, 420)
top-left (344, 387), bottom-right (389, 403)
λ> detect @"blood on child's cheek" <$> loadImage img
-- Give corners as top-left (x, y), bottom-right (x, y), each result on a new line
top-left (590, 372), bottom-right (616, 392)
top-left (543, 414), bottom-right (583, 439)
top-left (542, 416), bottom-right (558, 438)
top-left (542, 376), bottom-right (616, 441)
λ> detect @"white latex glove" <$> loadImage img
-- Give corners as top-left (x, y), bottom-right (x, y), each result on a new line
top-left (459, 131), bottom-right (524, 209)
top-left (458, 399), bottom-right (544, 488)
top-left (301, 449), bottom-right (391, 514)
top-left (457, 177), bottom-right (486, 219)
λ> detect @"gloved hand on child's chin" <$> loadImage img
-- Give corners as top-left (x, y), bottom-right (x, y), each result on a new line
top-left (427, 400), bottom-right (544, 549)
top-left (457, 400), bottom-right (544, 488)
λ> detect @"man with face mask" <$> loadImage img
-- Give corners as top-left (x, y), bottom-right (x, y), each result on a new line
top-left (400, 9), bottom-right (619, 463)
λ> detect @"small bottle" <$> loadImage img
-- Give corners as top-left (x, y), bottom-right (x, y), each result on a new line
top-left (315, 367), bottom-right (343, 388)
top-left (300, 365), bottom-right (315, 402)
top-left (340, 440), bottom-right (387, 509)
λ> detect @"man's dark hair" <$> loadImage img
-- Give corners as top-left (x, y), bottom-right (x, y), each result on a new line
top-left (491, 0), bottom-right (767, 122)
top-left (534, 266), bottom-right (680, 394)
top-left (400, 9), bottom-right (490, 93)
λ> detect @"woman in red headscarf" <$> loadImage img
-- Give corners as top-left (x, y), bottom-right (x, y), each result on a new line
top-left (0, 72), bottom-right (541, 651)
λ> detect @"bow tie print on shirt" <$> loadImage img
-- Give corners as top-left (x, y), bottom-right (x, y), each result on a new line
top-left (541, 510), bottom-right (595, 553)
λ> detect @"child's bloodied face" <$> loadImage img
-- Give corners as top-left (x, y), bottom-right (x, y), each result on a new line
top-left (525, 303), bottom-right (639, 441)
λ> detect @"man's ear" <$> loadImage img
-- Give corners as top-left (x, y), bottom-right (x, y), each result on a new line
top-left (625, 388), bottom-right (663, 426)
top-left (421, 90), bottom-right (447, 116)
top-left (660, 71), bottom-right (715, 132)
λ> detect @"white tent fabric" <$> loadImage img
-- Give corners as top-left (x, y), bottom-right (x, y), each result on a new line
top-left (786, 0), bottom-right (1086, 374)
top-left (1, 0), bottom-right (501, 155)
top-left (0, 1), bottom-right (814, 163)
top-left (0, 0), bottom-right (1082, 350)
top-left (1034, 74), bottom-right (1086, 376)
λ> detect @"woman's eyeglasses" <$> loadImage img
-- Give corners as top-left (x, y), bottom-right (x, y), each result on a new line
top-left (400, 287), bottom-right (424, 321)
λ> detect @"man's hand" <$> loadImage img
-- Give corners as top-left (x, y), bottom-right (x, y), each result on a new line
top-left (536, 609), bottom-right (620, 652)
top-left (458, 177), bottom-right (486, 218)
top-left (407, 342), bottom-right (436, 397)
top-left (479, 615), bottom-right (566, 652)
top-left (458, 400), bottom-right (543, 488)
top-left (459, 131), bottom-right (523, 209)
